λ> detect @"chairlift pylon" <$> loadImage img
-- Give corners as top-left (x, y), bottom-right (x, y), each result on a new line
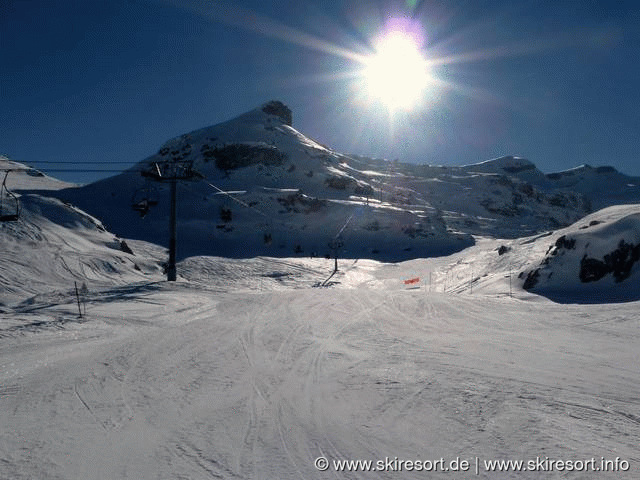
top-left (0, 171), bottom-right (20, 222)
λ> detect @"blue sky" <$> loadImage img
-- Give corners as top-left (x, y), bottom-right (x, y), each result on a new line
top-left (2, 0), bottom-right (639, 183)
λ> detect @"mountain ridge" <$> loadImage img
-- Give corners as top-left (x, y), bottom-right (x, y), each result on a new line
top-left (11, 101), bottom-right (640, 262)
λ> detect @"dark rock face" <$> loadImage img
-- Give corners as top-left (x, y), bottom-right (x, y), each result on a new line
top-left (207, 144), bottom-right (287, 171)
top-left (325, 175), bottom-right (356, 190)
top-left (579, 240), bottom-right (640, 283)
top-left (119, 240), bottom-right (134, 255)
top-left (579, 257), bottom-right (610, 283)
top-left (261, 101), bottom-right (293, 126)
top-left (502, 163), bottom-right (536, 174)
top-left (276, 192), bottom-right (327, 214)
top-left (220, 207), bottom-right (232, 223)
top-left (497, 245), bottom-right (510, 255)
top-left (324, 175), bottom-right (374, 196)
top-left (523, 269), bottom-right (540, 289)
top-left (555, 235), bottom-right (576, 250)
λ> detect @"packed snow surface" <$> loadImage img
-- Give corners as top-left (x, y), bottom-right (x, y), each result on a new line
top-left (2, 251), bottom-right (639, 478)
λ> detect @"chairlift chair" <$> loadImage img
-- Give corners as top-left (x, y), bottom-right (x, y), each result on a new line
top-left (131, 182), bottom-right (159, 218)
top-left (261, 218), bottom-right (273, 245)
top-left (0, 171), bottom-right (20, 222)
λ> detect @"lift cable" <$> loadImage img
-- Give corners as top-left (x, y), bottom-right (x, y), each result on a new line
top-left (23, 161), bottom-right (136, 164)
top-left (26, 169), bottom-right (142, 173)
top-left (334, 211), bottom-right (355, 239)
top-left (200, 177), bottom-right (269, 218)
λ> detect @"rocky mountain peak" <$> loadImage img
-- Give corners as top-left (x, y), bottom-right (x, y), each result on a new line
top-left (261, 101), bottom-right (292, 126)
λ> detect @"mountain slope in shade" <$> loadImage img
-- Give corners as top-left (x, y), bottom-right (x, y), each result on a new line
top-left (24, 101), bottom-right (640, 261)
top-left (54, 102), bottom-right (473, 261)
top-left (50, 102), bottom-right (640, 261)
top-left (545, 164), bottom-right (640, 209)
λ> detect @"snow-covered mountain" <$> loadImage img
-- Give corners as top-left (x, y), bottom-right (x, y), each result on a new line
top-left (4, 101), bottom-right (640, 301)
top-left (3, 118), bottom-right (640, 479)
top-left (50, 102), bottom-right (470, 261)
top-left (47, 101), bottom-right (640, 262)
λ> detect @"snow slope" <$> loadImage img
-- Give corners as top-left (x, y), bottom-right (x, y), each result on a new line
top-left (0, 186), bottom-right (164, 306)
top-left (0, 155), bottom-right (75, 192)
top-left (391, 204), bottom-right (640, 303)
top-left (519, 205), bottom-right (640, 302)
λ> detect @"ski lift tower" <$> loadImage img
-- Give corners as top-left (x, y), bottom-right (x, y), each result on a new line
top-left (328, 237), bottom-right (344, 273)
top-left (0, 170), bottom-right (20, 222)
top-left (141, 160), bottom-right (202, 281)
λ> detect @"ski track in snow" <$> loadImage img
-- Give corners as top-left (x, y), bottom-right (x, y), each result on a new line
top-left (1, 258), bottom-right (640, 479)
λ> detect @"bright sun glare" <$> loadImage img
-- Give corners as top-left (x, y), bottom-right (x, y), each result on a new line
top-left (363, 31), bottom-right (430, 111)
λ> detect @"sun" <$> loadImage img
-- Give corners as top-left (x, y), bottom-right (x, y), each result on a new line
top-left (362, 30), bottom-right (431, 111)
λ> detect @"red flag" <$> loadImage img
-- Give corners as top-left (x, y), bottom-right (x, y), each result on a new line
top-left (403, 277), bottom-right (420, 285)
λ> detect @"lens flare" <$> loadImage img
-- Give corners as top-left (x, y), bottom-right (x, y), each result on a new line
top-left (362, 28), bottom-right (431, 111)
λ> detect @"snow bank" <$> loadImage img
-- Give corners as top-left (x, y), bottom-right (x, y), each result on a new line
top-left (521, 205), bottom-right (640, 302)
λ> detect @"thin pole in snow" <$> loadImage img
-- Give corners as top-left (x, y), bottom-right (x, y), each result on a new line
top-left (167, 178), bottom-right (177, 281)
top-left (74, 282), bottom-right (83, 319)
top-left (505, 267), bottom-right (512, 297)
top-left (509, 267), bottom-right (512, 298)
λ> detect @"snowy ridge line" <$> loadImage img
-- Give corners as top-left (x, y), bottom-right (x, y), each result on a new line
top-left (0, 167), bottom-right (31, 172)
top-left (1, 166), bottom-right (145, 174)
top-left (47, 104), bottom-right (619, 260)
top-left (23, 169), bottom-right (144, 174)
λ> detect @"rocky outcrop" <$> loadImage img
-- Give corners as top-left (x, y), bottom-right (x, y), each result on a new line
top-left (261, 101), bottom-right (292, 126)
top-left (204, 143), bottom-right (287, 171)
top-left (579, 240), bottom-right (640, 283)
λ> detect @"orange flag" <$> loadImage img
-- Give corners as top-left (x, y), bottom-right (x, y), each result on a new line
top-left (403, 277), bottom-right (420, 285)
